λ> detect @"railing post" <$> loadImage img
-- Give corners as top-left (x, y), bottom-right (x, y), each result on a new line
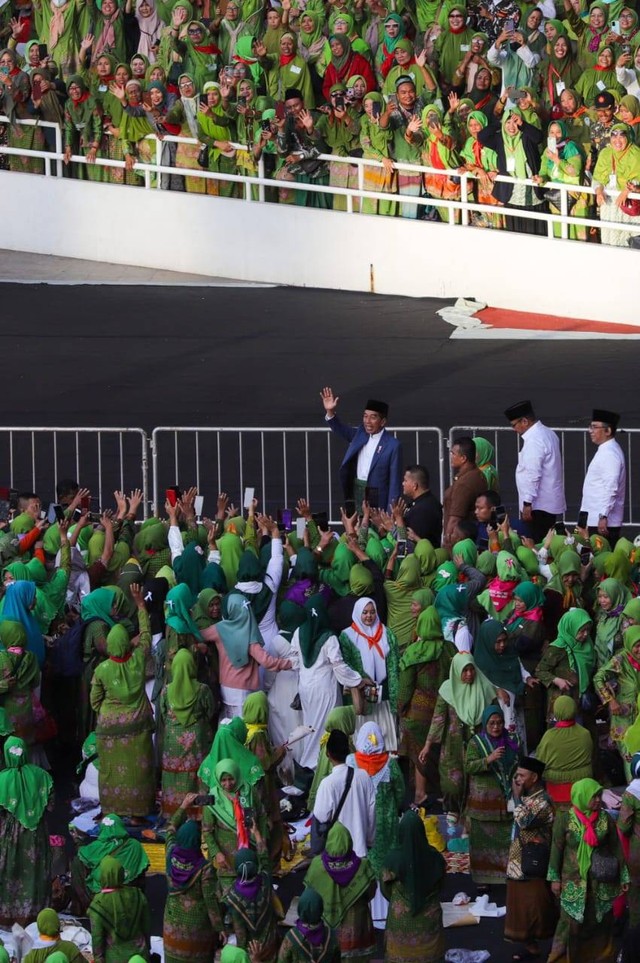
top-left (258, 154), bottom-right (265, 203)
top-left (357, 161), bottom-right (364, 214)
top-left (560, 184), bottom-right (568, 241)
top-left (155, 135), bottom-right (162, 190)
top-left (55, 122), bottom-right (63, 178)
top-left (460, 173), bottom-right (469, 227)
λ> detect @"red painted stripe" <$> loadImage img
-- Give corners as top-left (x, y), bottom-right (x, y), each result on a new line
top-left (475, 307), bottom-right (640, 334)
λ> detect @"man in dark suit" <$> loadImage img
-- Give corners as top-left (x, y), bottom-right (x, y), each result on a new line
top-left (320, 386), bottom-right (403, 512)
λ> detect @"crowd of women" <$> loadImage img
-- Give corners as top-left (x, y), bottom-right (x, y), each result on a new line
top-left (3, 479), bottom-right (640, 963)
top-left (2, 0), bottom-right (640, 242)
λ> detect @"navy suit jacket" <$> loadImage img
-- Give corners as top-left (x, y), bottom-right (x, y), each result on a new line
top-left (327, 414), bottom-right (403, 511)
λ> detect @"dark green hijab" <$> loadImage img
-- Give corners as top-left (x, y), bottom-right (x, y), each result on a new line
top-left (298, 594), bottom-right (334, 668)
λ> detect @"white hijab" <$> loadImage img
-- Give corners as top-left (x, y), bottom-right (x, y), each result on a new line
top-left (343, 596), bottom-right (388, 684)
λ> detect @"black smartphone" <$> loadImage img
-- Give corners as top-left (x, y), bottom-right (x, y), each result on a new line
top-left (193, 793), bottom-right (216, 807)
top-left (495, 504), bottom-right (507, 525)
top-left (344, 499), bottom-right (356, 517)
top-left (200, 93), bottom-right (208, 106)
top-left (38, 43), bottom-right (48, 59)
top-left (335, 94), bottom-right (345, 110)
top-left (237, 95), bottom-right (246, 107)
top-left (577, 510), bottom-right (588, 529)
top-left (260, 118), bottom-right (271, 131)
top-left (372, 101), bottom-right (381, 119)
top-left (396, 539), bottom-right (407, 558)
top-left (244, 806), bottom-right (255, 829)
top-left (312, 511), bottom-right (329, 532)
top-left (554, 521), bottom-right (567, 535)
top-left (365, 486), bottom-right (379, 509)
top-left (579, 545), bottom-right (591, 565)
top-left (54, 504), bottom-right (66, 523)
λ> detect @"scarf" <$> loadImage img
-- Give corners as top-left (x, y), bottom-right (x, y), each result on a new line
top-left (342, 596), bottom-right (388, 683)
top-left (571, 777), bottom-right (603, 878)
top-left (1, 580), bottom-right (45, 667)
top-left (353, 721), bottom-right (389, 780)
top-left (551, 608), bottom-right (594, 695)
top-left (298, 594), bottom-right (333, 668)
top-left (216, 591), bottom-right (263, 668)
top-left (78, 813), bottom-right (149, 890)
top-left (474, 619), bottom-right (523, 693)
top-left (207, 758), bottom-right (253, 842)
top-left (379, 13), bottom-right (405, 77)
top-left (198, 717), bottom-right (264, 790)
top-left (438, 653), bottom-right (497, 727)
top-left (49, 0), bottom-right (70, 50)
top-left (506, 580), bottom-right (545, 632)
top-left (0, 736), bottom-right (52, 830)
top-left (474, 705), bottom-right (518, 797)
top-left (305, 823), bottom-right (376, 931)
top-left (383, 810), bottom-right (444, 915)
top-left (329, 34), bottom-right (352, 77)
top-left (166, 647), bottom-right (199, 726)
top-left (94, 6), bottom-right (122, 59)
top-left (400, 606), bottom-right (443, 669)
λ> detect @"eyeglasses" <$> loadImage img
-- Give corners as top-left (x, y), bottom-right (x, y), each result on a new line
top-left (179, 81), bottom-right (193, 88)
top-left (589, 423), bottom-right (607, 430)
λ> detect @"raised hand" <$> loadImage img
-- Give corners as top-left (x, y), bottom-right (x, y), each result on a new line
top-left (320, 386), bottom-right (339, 416)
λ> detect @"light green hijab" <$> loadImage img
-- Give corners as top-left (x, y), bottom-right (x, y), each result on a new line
top-left (570, 777), bottom-right (604, 879)
top-left (0, 736), bottom-right (52, 830)
top-left (166, 648), bottom-right (200, 726)
top-left (399, 605), bottom-right (444, 669)
top-left (502, 108), bottom-right (528, 179)
top-left (438, 653), bottom-right (496, 727)
top-left (551, 608), bottom-right (594, 694)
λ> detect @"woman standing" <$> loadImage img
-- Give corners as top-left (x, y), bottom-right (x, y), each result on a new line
top-left (0, 621), bottom-right (39, 746)
top-left (87, 856), bottom-right (150, 963)
top-left (0, 736), bottom-right (53, 926)
top-left (226, 849), bottom-right (281, 962)
top-left (535, 696), bottom-right (593, 806)
top-left (90, 585), bottom-right (155, 820)
top-left (420, 653), bottom-right (498, 815)
top-left (594, 625), bottom-right (640, 777)
top-left (242, 692), bottom-right (288, 868)
top-left (384, 555), bottom-right (423, 650)
top-left (359, 92), bottom-right (397, 217)
top-left (505, 581), bottom-right (547, 751)
top-left (340, 598), bottom-right (399, 750)
top-left (290, 595), bottom-right (363, 770)
top-left (163, 792), bottom-right (223, 963)
top-left (160, 648), bottom-right (215, 819)
top-left (304, 823), bottom-right (377, 962)
top-left (617, 753), bottom-right (640, 928)
top-left (464, 706), bottom-right (517, 888)
top-left (381, 810), bottom-right (446, 963)
top-left (536, 609), bottom-right (595, 723)
top-left (474, 619), bottom-right (536, 745)
top-left (534, 119), bottom-right (588, 241)
top-left (593, 121), bottom-right (640, 245)
top-left (277, 888), bottom-right (340, 963)
top-left (547, 778), bottom-right (628, 963)
top-left (201, 759), bottom-right (269, 894)
top-left (398, 606), bottom-right (455, 807)
top-left (593, 577), bottom-right (629, 669)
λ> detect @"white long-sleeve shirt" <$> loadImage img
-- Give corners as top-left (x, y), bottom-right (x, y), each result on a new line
top-left (313, 762), bottom-right (376, 857)
top-left (515, 420), bottom-right (566, 514)
top-left (617, 65), bottom-right (640, 98)
top-left (580, 438), bottom-right (626, 526)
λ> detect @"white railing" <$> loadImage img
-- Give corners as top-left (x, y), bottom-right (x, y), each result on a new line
top-left (151, 425), bottom-right (446, 522)
top-left (2, 116), bottom-right (640, 242)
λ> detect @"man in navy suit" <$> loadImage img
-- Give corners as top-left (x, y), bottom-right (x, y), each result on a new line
top-left (320, 386), bottom-right (403, 512)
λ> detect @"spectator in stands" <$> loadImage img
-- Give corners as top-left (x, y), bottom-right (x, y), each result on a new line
top-left (274, 86), bottom-right (330, 206)
top-left (593, 122), bottom-right (640, 245)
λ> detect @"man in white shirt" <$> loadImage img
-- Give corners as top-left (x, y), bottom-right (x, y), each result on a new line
top-left (313, 730), bottom-right (376, 858)
top-left (504, 399), bottom-right (566, 543)
top-left (580, 408), bottom-right (626, 545)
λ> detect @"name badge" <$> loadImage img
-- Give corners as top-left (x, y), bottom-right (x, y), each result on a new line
top-left (289, 63), bottom-right (302, 74)
top-left (460, 43), bottom-right (470, 50)
top-left (596, 80), bottom-right (606, 90)
top-left (555, 81), bottom-right (565, 95)
top-left (506, 156), bottom-right (516, 172)
top-left (609, 172), bottom-right (617, 189)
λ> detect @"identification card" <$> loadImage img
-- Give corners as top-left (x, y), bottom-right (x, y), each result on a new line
top-left (506, 156), bottom-right (516, 172)
top-left (555, 81), bottom-right (565, 95)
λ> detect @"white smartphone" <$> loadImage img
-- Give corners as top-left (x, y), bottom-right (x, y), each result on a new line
top-left (547, 136), bottom-right (557, 151)
top-left (194, 495), bottom-right (204, 518)
top-left (296, 517), bottom-right (306, 540)
top-left (243, 487), bottom-right (255, 509)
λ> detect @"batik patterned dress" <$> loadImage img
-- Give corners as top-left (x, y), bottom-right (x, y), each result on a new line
top-left (160, 684), bottom-right (214, 818)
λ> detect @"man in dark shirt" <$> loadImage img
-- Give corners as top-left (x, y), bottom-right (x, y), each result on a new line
top-left (401, 465), bottom-right (442, 546)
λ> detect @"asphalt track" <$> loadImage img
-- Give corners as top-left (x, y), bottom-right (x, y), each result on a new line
top-left (4, 280), bottom-right (639, 961)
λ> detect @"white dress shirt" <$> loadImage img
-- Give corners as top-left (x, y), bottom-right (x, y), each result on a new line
top-left (515, 420), bottom-right (566, 514)
top-left (580, 437), bottom-right (626, 526)
top-left (356, 430), bottom-right (383, 482)
top-left (313, 762), bottom-right (376, 857)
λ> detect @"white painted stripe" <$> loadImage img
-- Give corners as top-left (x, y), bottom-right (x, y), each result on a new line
top-left (450, 327), bottom-right (640, 340)
top-left (0, 279), bottom-right (277, 287)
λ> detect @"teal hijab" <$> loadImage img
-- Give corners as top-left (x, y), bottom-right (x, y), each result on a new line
top-left (165, 583), bottom-right (201, 638)
top-left (216, 591), bottom-right (264, 668)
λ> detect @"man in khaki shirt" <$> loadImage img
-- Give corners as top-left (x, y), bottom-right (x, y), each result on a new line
top-left (442, 436), bottom-right (488, 548)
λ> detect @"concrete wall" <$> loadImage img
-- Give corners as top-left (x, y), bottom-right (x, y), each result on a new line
top-left (5, 170), bottom-right (640, 324)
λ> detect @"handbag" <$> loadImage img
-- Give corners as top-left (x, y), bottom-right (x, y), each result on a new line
top-left (621, 195), bottom-right (640, 217)
top-left (197, 145), bottom-right (209, 168)
top-left (521, 841), bottom-right (550, 879)
top-left (591, 849), bottom-right (619, 883)
top-left (309, 767), bottom-right (354, 855)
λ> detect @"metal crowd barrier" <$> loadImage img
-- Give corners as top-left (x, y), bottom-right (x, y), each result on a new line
top-left (151, 426), bottom-right (445, 522)
top-left (0, 427), bottom-right (150, 518)
top-left (448, 425), bottom-right (640, 527)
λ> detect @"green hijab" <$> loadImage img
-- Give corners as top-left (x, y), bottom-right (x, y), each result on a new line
top-left (299, 10), bottom-right (325, 48)
top-left (166, 648), bottom-right (199, 726)
top-left (385, 554), bottom-right (422, 646)
top-left (198, 718), bottom-right (263, 790)
top-left (298, 594), bottom-right (334, 668)
top-left (304, 822), bottom-right (376, 927)
top-left (293, 547), bottom-right (318, 580)
top-left (452, 538), bottom-right (477, 567)
top-left (383, 809), bottom-right (445, 914)
top-left (91, 855), bottom-right (149, 940)
top-left (81, 587), bottom-right (117, 626)
top-left (217, 591), bottom-right (263, 668)
top-left (570, 777), bottom-right (603, 879)
top-left (278, 600), bottom-right (306, 639)
top-left (308, 707), bottom-right (356, 809)
top-left (173, 542), bottom-right (206, 597)
top-left (516, 547), bottom-right (540, 577)
top-left (551, 608), bottom-right (594, 694)
top-left (349, 563), bottom-right (374, 596)
top-left (165, 583), bottom-right (201, 638)
top-left (502, 108), bottom-right (528, 179)
top-left (218, 525), bottom-right (245, 591)
top-left (477, 551), bottom-right (497, 577)
top-left (623, 598), bottom-right (640, 623)
top-left (207, 758), bottom-right (255, 831)
top-left (0, 736), bottom-right (52, 830)
top-left (78, 813), bottom-right (149, 890)
top-left (221, 947), bottom-right (251, 963)
top-left (413, 539), bottom-right (437, 583)
top-left (322, 541), bottom-right (356, 597)
top-left (37, 908), bottom-right (61, 936)
top-left (473, 436), bottom-right (498, 490)
top-left (431, 561), bottom-right (458, 593)
top-left (474, 619), bottom-right (523, 693)
top-left (399, 605), bottom-right (444, 669)
top-left (193, 588), bottom-right (220, 629)
top-left (438, 653), bottom-right (496, 727)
